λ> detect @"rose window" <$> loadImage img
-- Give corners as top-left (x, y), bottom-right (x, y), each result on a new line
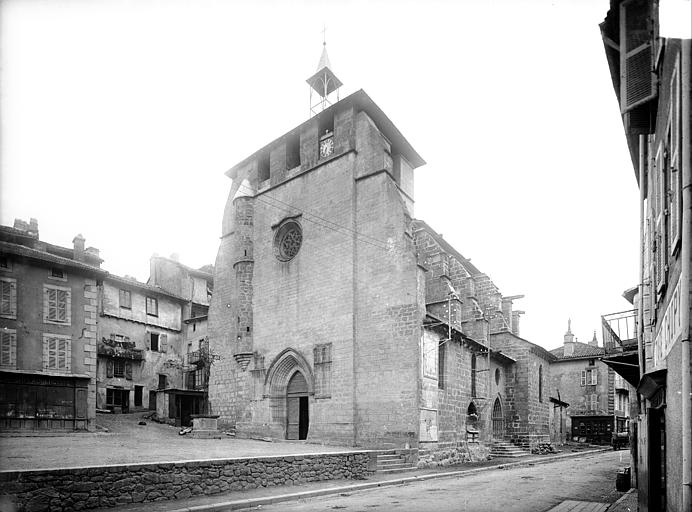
top-left (274, 221), bottom-right (303, 261)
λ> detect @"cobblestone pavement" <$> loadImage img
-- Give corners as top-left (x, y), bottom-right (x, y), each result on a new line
top-left (0, 413), bottom-right (357, 471)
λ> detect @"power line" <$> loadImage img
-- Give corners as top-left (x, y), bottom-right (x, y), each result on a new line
top-left (236, 183), bottom-right (394, 251)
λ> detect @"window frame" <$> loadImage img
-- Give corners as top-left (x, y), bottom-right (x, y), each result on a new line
top-left (119, 289), bottom-right (132, 310)
top-left (48, 267), bottom-right (67, 282)
top-left (0, 256), bottom-right (11, 272)
top-left (113, 359), bottom-right (125, 378)
top-left (43, 334), bottom-right (71, 372)
top-left (0, 277), bottom-right (17, 319)
top-left (146, 296), bottom-right (158, 317)
top-left (43, 284), bottom-right (71, 326)
top-left (0, 329), bottom-right (17, 368)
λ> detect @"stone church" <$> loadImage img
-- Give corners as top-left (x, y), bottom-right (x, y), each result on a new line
top-left (207, 46), bottom-right (553, 462)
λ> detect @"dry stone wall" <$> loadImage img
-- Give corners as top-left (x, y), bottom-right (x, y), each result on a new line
top-left (1, 452), bottom-right (375, 512)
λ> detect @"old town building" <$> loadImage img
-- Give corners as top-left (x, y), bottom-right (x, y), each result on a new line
top-left (600, 1), bottom-right (690, 510)
top-left (0, 219), bottom-right (105, 430)
top-left (207, 46), bottom-right (553, 460)
top-left (549, 322), bottom-right (631, 445)
top-left (96, 274), bottom-right (188, 419)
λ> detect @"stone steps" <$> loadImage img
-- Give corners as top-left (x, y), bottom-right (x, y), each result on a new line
top-left (491, 441), bottom-right (530, 458)
top-left (375, 450), bottom-right (416, 474)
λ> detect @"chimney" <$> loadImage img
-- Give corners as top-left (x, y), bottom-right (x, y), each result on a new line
top-left (563, 319), bottom-right (575, 356)
top-left (73, 234), bottom-right (85, 261)
top-left (501, 297), bottom-right (513, 332)
top-left (512, 310), bottom-right (524, 337)
top-left (28, 218), bottom-right (39, 237)
top-left (588, 330), bottom-right (599, 347)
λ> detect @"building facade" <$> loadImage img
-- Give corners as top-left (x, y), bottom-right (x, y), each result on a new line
top-left (0, 219), bottom-right (105, 430)
top-left (96, 275), bottom-right (188, 420)
top-left (207, 50), bottom-right (552, 460)
top-left (549, 324), bottom-right (631, 445)
top-left (600, 2), bottom-right (690, 510)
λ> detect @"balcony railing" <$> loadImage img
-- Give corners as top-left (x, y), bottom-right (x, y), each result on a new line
top-left (187, 348), bottom-right (209, 366)
top-left (602, 309), bottom-right (637, 354)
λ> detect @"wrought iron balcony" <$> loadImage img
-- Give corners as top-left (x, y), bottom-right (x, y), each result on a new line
top-left (602, 309), bottom-right (637, 355)
top-left (187, 348), bottom-right (209, 366)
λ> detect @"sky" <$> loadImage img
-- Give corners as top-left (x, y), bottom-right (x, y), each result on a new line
top-left (0, 0), bottom-right (641, 351)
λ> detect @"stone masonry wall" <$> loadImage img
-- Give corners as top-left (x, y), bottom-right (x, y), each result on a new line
top-left (0, 452), bottom-right (375, 512)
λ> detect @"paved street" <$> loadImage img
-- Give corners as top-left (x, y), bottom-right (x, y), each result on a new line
top-left (254, 451), bottom-right (629, 512)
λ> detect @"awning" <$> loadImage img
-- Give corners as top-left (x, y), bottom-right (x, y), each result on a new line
top-left (601, 350), bottom-right (640, 387)
top-left (637, 368), bottom-right (667, 400)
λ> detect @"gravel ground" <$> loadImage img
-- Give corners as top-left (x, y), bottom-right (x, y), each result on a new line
top-left (0, 412), bottom-right (358, 471)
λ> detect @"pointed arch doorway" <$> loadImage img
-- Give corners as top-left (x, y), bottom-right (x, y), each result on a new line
top-left (492, 397), bottom-right (505, 439)
top-left (286, 371), bottom-right (309, 440)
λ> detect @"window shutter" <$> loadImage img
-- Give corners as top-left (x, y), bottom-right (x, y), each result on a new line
top-left (620, 0), bottom-right (657, 113)
top-left (125, 361), bottom-right (132, 380)
top-left (160, 334), bottom-right (168, 353)
top-left (581, 370), bottom-right (586, 386)
top-left (0, 333), bottom-right (10, 366)
top-left (145, 332), bottom-right (151, 350)
top-left (107, 359), bottom-right (114, 378)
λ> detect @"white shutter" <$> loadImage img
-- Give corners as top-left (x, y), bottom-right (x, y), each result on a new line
top-left (581, 370), bottom-right (587, 386)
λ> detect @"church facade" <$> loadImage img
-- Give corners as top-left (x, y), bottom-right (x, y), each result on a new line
top-left (207, 51), bottom-right (551, 460)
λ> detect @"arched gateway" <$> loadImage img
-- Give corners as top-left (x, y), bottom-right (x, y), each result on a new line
top-left (264, 348), bottom-right (313, 440)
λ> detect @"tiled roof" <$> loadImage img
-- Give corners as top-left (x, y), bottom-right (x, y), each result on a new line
top-left (550, 342), bottom-right (605, 360)
top-left (105, 274), bottom-right (188, 302)
top-left (0, 240), bottom-right (106, 276)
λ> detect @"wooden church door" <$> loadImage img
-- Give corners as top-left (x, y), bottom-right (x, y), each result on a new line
top-left (286, 371), bottom-right (309, 440)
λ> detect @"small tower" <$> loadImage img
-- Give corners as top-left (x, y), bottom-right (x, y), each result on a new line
top-left (306, 34), bottom-right (342, 117)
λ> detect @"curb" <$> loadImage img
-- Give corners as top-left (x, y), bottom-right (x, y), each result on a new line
top-left (169, 448), bottom-right (609, 512)
top-left (606, 487), bottom-right (637, 511)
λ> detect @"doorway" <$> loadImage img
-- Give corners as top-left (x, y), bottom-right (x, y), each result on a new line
top-left (492, 398), bottom-right (504, 439)
top-left (286, 371), bottom-right (309, 440)
top-left (649, 406), bottom-right (666, 511)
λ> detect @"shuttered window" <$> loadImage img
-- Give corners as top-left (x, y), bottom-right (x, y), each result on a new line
top-left (44, 285), bottom-right (71, 325)
top-left (0, 278), bottom-right (17, 318)
top-left (669, 59), bottom-right (682, 252)
top-left (619, 0), bottom-right (657, 112)
top-left (0, 330), bottom-right (16, 368)
top-left (43, 334), bottom-right (71, 372)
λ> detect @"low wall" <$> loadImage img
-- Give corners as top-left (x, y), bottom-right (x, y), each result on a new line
top-left (0, 451), bottom-right (376, 512)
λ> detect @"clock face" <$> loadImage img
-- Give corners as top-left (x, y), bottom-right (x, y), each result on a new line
top-left (320, 137), bottom-right (334, 158)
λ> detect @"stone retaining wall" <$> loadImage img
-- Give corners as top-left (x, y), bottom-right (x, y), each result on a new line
top-left (0, 451), bottom-right (376, 511)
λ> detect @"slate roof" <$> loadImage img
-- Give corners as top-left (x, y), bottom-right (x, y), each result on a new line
top-left (549, 341), bottom-right (605, 360)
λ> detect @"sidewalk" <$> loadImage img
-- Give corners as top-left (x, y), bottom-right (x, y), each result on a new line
top-left (92, 447), bottom-right (610, 512)
top-left (607, 488), bottom-right (638, 511)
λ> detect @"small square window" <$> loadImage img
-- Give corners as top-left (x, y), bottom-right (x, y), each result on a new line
top-left (146, 297), bottom-right (158, 317)
top-left (51, 268), bottom-right (65, 279)
top-left (119, 289), bottom-right (131, 309)
top-left (0, 256), bottom-right (10, 270)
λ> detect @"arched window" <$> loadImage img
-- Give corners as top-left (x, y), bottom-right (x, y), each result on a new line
top-left (538, 365), bottom-right (543, 402)
top-left (471, 354), bottom-right (477, 397)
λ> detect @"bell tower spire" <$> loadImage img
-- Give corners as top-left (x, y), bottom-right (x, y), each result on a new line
top-left (306, 27), bottom-right (342, 117)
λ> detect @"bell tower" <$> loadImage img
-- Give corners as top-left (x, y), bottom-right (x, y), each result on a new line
top-left (306, 33), bottom-right (342, 117)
